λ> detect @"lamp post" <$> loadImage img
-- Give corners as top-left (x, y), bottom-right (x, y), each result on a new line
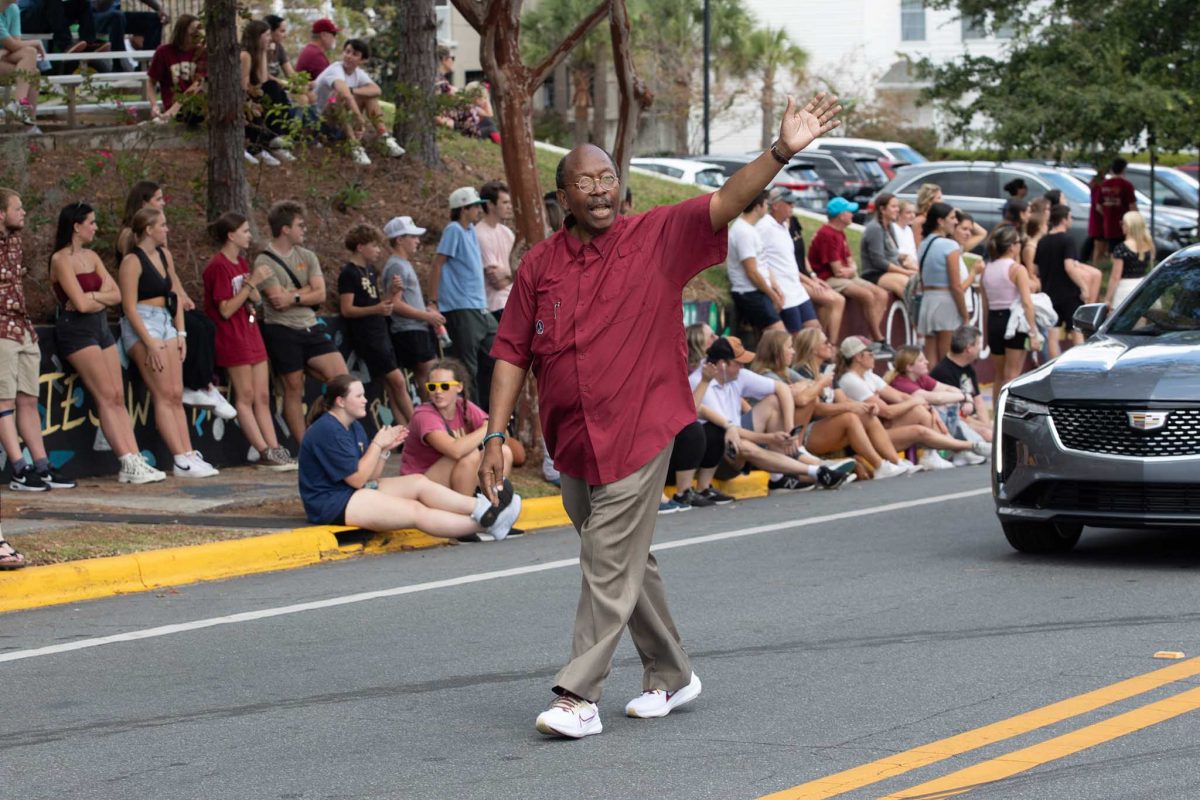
top-left (702, 0), bottom-right (710, 155)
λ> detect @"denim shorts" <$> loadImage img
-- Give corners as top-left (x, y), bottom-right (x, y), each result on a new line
top-left (120, 304), bottom-right (179, 352)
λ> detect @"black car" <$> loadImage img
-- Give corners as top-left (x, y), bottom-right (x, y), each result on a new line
top-left (993, 245), bottom-right (1200, 553)
top-left (684, 153), bottom-right (829, 214)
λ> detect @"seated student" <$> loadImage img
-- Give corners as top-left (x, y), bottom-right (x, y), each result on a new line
top-left (836, 335), bottom-right (987, 470)
top-left (398, 358), bottom-right (514, 496)
top-left (48, 200), bottom-right (164, 484)
top-left (690, 337), bottom-right (852, 494)
top-left (887, 345), bottom-right (990, 465)
top-left (255, 201), bottom-right (346, 444)
top-left (928, 324), bottom-right (994, 444)
top-left (1, 0), bottom-right (44, 129)
top-left (146, 14), bottom-right (205, 123)
top-left (313, 39), bottom-right (405, 166)
top-left (93, 0), bottom-right (166, 71)
top-left (19, 0), bottom-right (105, 57)
top-left (299, 374), bottom-right (521, 540)
top-left (337, 223), bottom-right (415, 427)
top-left (788, 214), bottom-right (846, 341)
top-left (809, 197), bottom-right (892, 352)
top-left (381, 215), bottom-right (443, 397)
top-left (860, 192), bottom-right (917, 302)
top-left (455, 80), bottom-right (500, 143)
top-left (202, 212), bottom-right (296, 470)
top-left (753, 330), bottom-right (911, 480)
top-left (117, 180), bottom-right (235, 421)
top-left (240, 19), bottom-right (295, 166)
top-left (118, 206), bottom-right (219, 478)
top-left (294, 17), bottom-right (335, 82)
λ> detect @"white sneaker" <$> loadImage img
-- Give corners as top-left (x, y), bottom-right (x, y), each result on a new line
top-left (261, 447), bottom-right (298, 472)
top-left (380, 134), bottom-right (405, 157)
top-left (181, 387), bottom-right (214, 407)
top-left (118, 453), bottom-right (165, 484)
top-left (271, 148), bottom-right (297, 162)
top-left (268, 136), bottom-right (290, 150)
top-left (174, 452), bottom-right (219, 478)
top-left (258, 150), bottom-right (282, 167)
top-left (873, 459), bottom-right (908, 480)
top-left (971, 440), bottom-right (993, 458)
top-left (919, 450), bottom-right (956, 470)
top-left (953, 449), bottom-right (987, 466)
top-left (536, 694), bottom-right (602, 739)
top-left (204, 386), bottom-right (238, 420)
top-left (349, 145), bottom-right (372, 166)
top-left (247, 445), bottom-right (260, 463)
top-left (625, 672), bottom-right (702, 719)
top-left (486, 495), bottom-right (522, 542)
top-left (244, 150), bottom-right (260, 165)
top-left (897, 457), bottom-right (925, 474)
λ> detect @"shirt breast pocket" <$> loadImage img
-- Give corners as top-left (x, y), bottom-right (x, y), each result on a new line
top-left (530, 297), bottom-right (564, 356)
top-left (599, 240), bottom-right (650, 324)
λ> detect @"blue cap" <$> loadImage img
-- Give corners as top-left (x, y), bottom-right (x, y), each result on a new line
top-left (826, 196), bottom-right (860, 217)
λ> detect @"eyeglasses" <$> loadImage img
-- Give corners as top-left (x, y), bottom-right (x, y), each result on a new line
top-left (573, 174), bottom-right (619, 193)
top-left (425, 381), bottom-right (462, 393)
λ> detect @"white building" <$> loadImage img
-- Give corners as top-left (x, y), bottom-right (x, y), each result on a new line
top-left (703, 0), bottom-right (1015, 153)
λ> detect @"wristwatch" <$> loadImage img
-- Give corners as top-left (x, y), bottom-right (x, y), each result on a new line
top-left (293, 293), bottom-right (301, 306)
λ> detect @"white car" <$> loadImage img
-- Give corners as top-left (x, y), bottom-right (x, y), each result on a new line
top-left (809, 137), bottom-right (927, 179)
top-left (630, 157), bottom-right (726, 188)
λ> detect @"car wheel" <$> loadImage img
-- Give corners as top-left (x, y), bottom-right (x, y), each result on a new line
top-left (1001, 520), bottom-right (1083, 554)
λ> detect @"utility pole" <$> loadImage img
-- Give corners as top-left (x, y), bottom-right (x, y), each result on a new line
top-left (702, 0), bottom-right (710, 155)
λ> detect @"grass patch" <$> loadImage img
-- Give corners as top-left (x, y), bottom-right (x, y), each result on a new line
top-left (8, 524), bottom-right (267, 566)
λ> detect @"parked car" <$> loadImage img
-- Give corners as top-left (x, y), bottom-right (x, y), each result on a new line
top-left (794, 149), bottom-right (884, 213)
top-left (682, 153), bottom-right (829, 213)
top-left (1122, 164), bottom-right (1198, 211)
top-left (993, 244), bottom-right (1200, 553)
top-left (629, 157), bottom-right (727, 189)
top-left (809, 136), bottom-right (928, 179)
top-left (880, 161), bottom-right (1197, 256)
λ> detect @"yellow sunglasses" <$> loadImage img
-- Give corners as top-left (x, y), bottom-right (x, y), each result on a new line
top-left (425, 381), bottom-right (462, 393)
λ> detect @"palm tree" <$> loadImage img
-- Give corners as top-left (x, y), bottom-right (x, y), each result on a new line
top-left (745, 26), bottom-right (808, 149)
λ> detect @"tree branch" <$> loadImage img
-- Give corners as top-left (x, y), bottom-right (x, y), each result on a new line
top-left (529, 0), bottom-right (610, 89)
top-left (449, 0), bottom-right (487, 33)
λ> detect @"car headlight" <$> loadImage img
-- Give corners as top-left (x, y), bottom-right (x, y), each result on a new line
top-left (1003, 395), bottom-right (1049, 420)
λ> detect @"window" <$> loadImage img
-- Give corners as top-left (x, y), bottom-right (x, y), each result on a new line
top-left (961, 15), bottom-right (985, 40)
top-left (901, 0), bottom-right (925, 41)
top-left (920, 170), bottom-right (993, 198)
top-left (997, 171), bottom-right (1049, 198)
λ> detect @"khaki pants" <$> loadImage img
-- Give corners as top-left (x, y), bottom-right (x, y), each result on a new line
top-left (556, 445), bottom-right (692, 701)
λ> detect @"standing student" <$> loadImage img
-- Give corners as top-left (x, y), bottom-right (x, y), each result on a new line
top-left (381, 215), bottom-right (442, 398)
top-left (118, 207), bottom-right (218, 478)
top-left (481, 93), bottom-right (844, 738)
top-left (914, 202), bottom-right (967, 364)
top-left (1035, 204), bottom-right (1090, 350)
top-left (337, 223), bottom-right (415, 426)
top-left (982, 225), bottom-right (1041, 388)
top-left (1100, 158), bottom-right (1137, 252)
top-left (203, 212), bottom-right (296, 470)
top-left (475, 180), bottom-right (516, 322)
top-left (1105, 210), bottom-right (1155, 308)
top-left (47, 200), bottom-right (164, 484)
top-left (255, 201), bottom-right (347, 444)
top-left (2, 189), bottom-right (76, 491)
top-left (755, 187), bottom-right (820, 333)
top-left (727, 189), bottom-right (785, 333)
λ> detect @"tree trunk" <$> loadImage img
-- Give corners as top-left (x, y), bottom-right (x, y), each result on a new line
top-left (610, 0), bottom-right (651, 184)
top-left (394, 0), bottom-right (439, 167)
top-left (591, 44), bottom-right (607, 146)
top-left (760, 65), bottom-right (774, 150)
top-left (204, 0), bottom-right (251, 223)
top-left (571, 66), bottom-right (590, 146)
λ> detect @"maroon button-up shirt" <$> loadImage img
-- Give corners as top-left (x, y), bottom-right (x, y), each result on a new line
top-left (0, 230), bottom-right (35, 345)
top-left (492, 193), bottom-right (727, 485)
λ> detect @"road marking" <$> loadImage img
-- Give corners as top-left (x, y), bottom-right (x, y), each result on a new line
top-left (0, 487), bottom-right (989, 665)
top-left (758, 655), bottom-right (1200, 800)
top-left (879, 683), bottom-right (1200, 799)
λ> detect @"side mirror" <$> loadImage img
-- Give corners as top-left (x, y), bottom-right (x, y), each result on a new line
top-left (1162, 196), bottom-right (1182, 207)
top-left (1072, 303), bottom-right (1109, 335)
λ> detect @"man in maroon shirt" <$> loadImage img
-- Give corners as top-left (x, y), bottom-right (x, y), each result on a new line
top-left (481, 93), bottom-right (843, 739)
top-left (295, 17), bottom-right (337, 80)
top-left (808, 196), bottom-right (891, 350)
top-left (1099, 157), bottom-right (1136, 247)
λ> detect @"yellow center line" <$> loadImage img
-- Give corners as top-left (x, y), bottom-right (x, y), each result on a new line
top-left (879, 683), bottom-right (1200, 799)
top-left (758, 656), bottom-right (1200, 800)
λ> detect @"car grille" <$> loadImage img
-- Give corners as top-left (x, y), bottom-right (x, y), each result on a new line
top-left (1018, 481), bottom-right (1200, 516)
top-left (1050, 405), bottom-right (1200, 457)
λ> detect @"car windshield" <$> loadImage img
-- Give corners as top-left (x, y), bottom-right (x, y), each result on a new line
top-left (890, 145), bottom-right (927, 164)
top-left (1158, 170), bottom-right (1199, 203)
top-left (1107, 261), bottom-right (1200, 334)
top-left (1036, 170), bottom-right (1091, 203)
top-left (695, 168), bottom-right (726, 188)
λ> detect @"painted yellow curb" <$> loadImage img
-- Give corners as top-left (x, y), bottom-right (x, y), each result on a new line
top-left (0, 474), bottom-right (770, 614)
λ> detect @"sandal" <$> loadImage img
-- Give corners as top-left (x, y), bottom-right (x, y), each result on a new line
top-left (0, 539), bottom-right (27, 570)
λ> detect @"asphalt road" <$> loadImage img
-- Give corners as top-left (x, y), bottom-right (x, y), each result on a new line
top-left (5, 467), bottom-right (1200, 800)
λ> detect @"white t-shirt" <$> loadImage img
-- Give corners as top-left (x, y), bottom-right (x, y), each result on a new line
top-left (314, 61), bottom-right (375, 109)
top-left (689, 366), bottom-right (776, 427)
top-left (838, 370), bottom-right (886, 402)
top-left (756, 215), bottom-right (810, 309)
top-left (892, 222), bottom-right (916, 258)
top-left (725, 217), bottom-right (765, 294)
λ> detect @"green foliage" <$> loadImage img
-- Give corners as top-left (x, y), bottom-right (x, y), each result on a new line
top-left (919, 0), bottom-right (1200, 157)
top-left (533, 110), bottom-right (573, 148)
top-left (332, 181), bottom-right (370, 213)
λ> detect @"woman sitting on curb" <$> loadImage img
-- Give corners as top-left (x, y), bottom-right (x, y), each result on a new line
top-left (397, 359), bottom-right (513, 496)
top-left (886, 345), bottom-right (992, 459)
top-left (299, 374), bottom-right (521, 540)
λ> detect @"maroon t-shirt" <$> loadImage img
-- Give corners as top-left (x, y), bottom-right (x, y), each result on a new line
top-left (1099, 176), bottom-right (1136, 239)
top-left (492, 194), bottom-right (727, 484)
top-left (808, 224), bottom-right (851, 281)
top-left (203, 252), bottom-right (267, 368)
top-left (295, 43), bottom-right (330, 80)
top-left (147, 44), bottom-right (203, 109)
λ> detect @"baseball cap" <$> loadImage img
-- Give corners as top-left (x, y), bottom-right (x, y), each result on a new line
top-left (767, 186), bottom-right (796, 205)
top-left (839, 335), bottom-right (875, 360)
top-left (382, 216), bottom-right (426, 239)
top-left (311, 18), bottom-right (339, 35)
top-left (448, 186), bottom-right (483, 210)
top-left (826, 196), bottom-right (859, 217)
top-left (706, 336), bottom-right (755, 365)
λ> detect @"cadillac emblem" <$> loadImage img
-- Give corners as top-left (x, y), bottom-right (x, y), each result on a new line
top-left (1127, 411), bottom-right (1169, 431)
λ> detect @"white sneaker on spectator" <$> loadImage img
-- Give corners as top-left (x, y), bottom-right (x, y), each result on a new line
top-left (919, 450), bottom-right (956, 470)
top-left (971, 441), bottom-right (992, 458)
top-left (268, 136), bottom-right (290, 150)
top-left (244, 150), bottom-right (260, 165)
top-left (4, 100), bottom-right (33, 125)
top-left (247, 445), bottom-right (260, 463)
top-left (175, 452), bottom-right (219, 478)
top-left (118, 453), bottom-right (164, 484)
top-left (350, 145), bottom-right (372, 166)
top-left (873, 460), bottom-right (908, 480)
top-left (203, 386), bottom-right (237, 420)
top-left (380, 134), bottom-right (405, 157)
top-left (485, 495), bottom-right (522, 542)
top-left (271, 148), bottom-right (296, 163)
top-left (953, 449), bottom-right (987, 466)
top-left (897, 457), bottom-right (925, 474)
top-left (181, 387), bottom-right (214, 407)
top-left (536, 694), bottom-right (602, 739)
top-left (258, 150), bottom-right (282, 167)
top-left (625, 672), bottom-right (702, 719)
top-left (261, 447), bottom-right (298, 472)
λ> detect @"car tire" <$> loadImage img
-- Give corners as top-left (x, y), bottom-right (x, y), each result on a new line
top-left (1001, 520), bottom-right (1083, 554)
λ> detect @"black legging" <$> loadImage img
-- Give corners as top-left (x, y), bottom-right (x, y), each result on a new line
top-left (247, 79), bottom-right (292, 151)
top-left (182, 309), bottom-right (217, 391)
top-left (699, 421), bottom-right (726, 469)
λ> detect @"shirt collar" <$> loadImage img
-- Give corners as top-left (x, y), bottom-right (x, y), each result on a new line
top-left (562, 212), bottom-right (627, 260)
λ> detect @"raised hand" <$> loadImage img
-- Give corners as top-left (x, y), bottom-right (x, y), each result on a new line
top-left (777, 92), bottom-right (843, 157)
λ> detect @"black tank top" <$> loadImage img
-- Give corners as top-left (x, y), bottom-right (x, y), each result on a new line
top-left (133, 246), bottom-right (173, 301)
